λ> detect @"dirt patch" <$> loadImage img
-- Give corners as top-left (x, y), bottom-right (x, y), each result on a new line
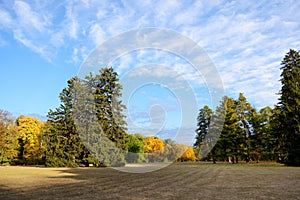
top-left (0, 163), bottom-right (299, 199)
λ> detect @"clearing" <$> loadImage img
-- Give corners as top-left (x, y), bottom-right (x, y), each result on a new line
top-left (0, 162), bottom-right (299, 200)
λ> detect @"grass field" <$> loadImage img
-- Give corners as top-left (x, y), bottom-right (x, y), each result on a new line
top-left (1, 163), bottom-right (299, 200)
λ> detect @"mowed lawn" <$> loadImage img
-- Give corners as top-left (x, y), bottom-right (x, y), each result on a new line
top-left (0, 163), bottom-right (299, 200)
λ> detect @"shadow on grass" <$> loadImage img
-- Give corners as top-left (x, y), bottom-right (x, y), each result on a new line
top-left (1, 163), bottom-right (300, 200)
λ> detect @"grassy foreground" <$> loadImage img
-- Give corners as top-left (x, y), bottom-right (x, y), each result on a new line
top-left (0, 163), bottom-right (299, 200)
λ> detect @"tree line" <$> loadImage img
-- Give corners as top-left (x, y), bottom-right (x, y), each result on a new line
top-left (0, 49), bottom-right (299, 166)
top-left (0, 67), bottom-right (196, 167)
top-left (194, 49), bottom-right (300, 166)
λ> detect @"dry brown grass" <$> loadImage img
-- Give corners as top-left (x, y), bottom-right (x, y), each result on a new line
top-left (1, 163), bottom-right (299, 200)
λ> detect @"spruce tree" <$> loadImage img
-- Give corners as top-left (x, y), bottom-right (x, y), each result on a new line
top-left (278, 49), bottom-right (300, 166)
top-left (72, 67), bottom-right (128, 166)
top-left (219, 96), bottom-right (240, 163)
top-left (93, 67), bottom-right (128, 150)
top-left (194, 106), bottom-right (213, 147)
top-left (194, 105), bottom-right (213, 160)
top-left (235, 93), bottom-right (254, 163)
top-left (42, 77), bottom-right (87, 167)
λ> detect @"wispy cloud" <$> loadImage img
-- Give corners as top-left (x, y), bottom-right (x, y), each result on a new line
top-left (0, 8), bottom-right (13, 27)
top-left (14, 1), bottom-right (48, 32)
top-left (0, 0), bottom-right (299, 109)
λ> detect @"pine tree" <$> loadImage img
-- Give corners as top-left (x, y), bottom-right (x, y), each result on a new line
top-left (278, 49), bottom-right (300, 166)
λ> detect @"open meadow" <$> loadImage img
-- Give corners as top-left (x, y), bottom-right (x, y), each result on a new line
top-left (1, 163), bottom-right (299, 200)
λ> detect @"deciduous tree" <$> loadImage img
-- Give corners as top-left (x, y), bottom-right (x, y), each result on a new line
top-left (17, 115), bottom-right (43, 164)
top-left (0, 110), bottom-right (19, 165)
top-left (144, 136), bottom-right (164, 162)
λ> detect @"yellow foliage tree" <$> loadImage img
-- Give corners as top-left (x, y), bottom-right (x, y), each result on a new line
top-left (144, 136), bottom-right (164, 153)
top-left (175, 144), bottom-right (196, 162)
top-left (17, 116), bottom-right (44, 162)
top-left (179, 146), bottom-right (196, 161)
top-left (0, 110), bottom-right (19, 164)
top-left (144, 136), bottom-right (164, 162)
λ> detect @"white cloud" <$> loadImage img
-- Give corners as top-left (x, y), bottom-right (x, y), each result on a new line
top-left (89, 23), bottom-right (106, 46)
top-left (14, 1), bottom-right (47, 32)
top-left (1, 0), bottom-right (299, 108)
top-left (13, 29), bottom-right (52, 61)
top-left (0, 8), bottom-right (13, 27)
top-left (65, 3), bottom-right (79, 39)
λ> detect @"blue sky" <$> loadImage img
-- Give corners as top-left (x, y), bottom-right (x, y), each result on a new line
top-left (1, 0), bottom-right (300, 142)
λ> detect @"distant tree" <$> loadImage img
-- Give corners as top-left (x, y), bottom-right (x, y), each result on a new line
top-left (277, 49), bottom-right (300, 166)
top-left (235, 93), bottom-right (254, 163)
top-left (177, 145), bottom-right (196, 162)
top-left (0, 110), bottom-right (19, 165)
top-left (194, 105), bottom-right (213, 155)
top-left (164, 138), bottom-right (176, 146)
top-left (144, 136), bottom-right (164, 162)
top-left (270, 105), bottom-right (286, 162)
top-left (17, 115), bottom-right (44, 164)
top-left (252, 106), bottom-right (274, 162)
top-left (144, 136), bottom-right (164, 153)
top-left (218, 96), bottom-right (240, 163)
top-left (125, 134), bottom-right (145, 163)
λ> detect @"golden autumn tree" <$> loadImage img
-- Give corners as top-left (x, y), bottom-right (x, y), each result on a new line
top-left (17, 115), bottom-right (44, 163)
top-left (0, 110), bottom-right (19, 165)
top-left (178, 146), bottom-right (196, 162)
top-left (144, 136), bottom-right (164, 162)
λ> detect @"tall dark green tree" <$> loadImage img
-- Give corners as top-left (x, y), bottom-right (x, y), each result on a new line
top-left (73, 67), bottom-right (128, 166)
top-left (270, 105), bottom-right (285, 162)
top-left (194, 105), bottom-right (213, 161)
top-left (42, 77), bottom-right (88, 167)
top-left (253, 106), bottom-right (274, 161)
top-left (277, 49), bottom-right (300, 166)
top-left (218, 96), bottom-right (240, 163)
top-left (93, 67), bottom-right (128, 150)
top-left (194, 106), bottom-right (213, 148)
top-left (235, 93), bottom-right (254, 163)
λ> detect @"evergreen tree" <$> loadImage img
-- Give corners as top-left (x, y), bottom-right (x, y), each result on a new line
top-left (277, 49), bottom-right (300, 166)
top-left (218, 96), bottom-right (240, 163)
top-left (93, 67), bottom-right (128, 150)
top-left (194, 106), bottom-right (213, 148)
top-left (252, 106), bottom-right (275, 162)
top-left (194, 105), bottom-right (213, 161)
top-left (72, 67), bottom-right (128, 166)
top-left (270, 105), bottom-right (285, 162)
top-left (42, 77), bottom-right (88, 167)
top-left (235, 93), bottom-right (254, 163)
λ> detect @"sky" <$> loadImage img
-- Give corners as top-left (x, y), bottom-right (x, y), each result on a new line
top-left (1, 0), bottom-right (300, 143)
